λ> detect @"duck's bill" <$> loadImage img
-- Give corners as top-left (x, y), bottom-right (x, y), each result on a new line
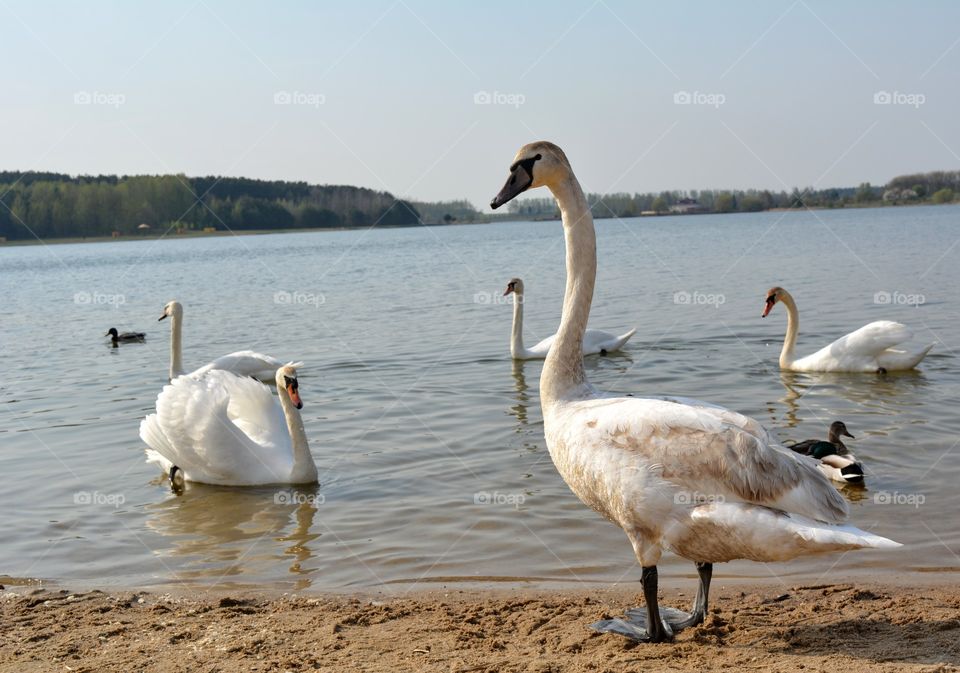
top-left (490, 165), bottom-right (533, 210)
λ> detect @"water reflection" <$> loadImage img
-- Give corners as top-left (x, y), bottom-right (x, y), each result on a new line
top-left (144, 483), bottom-right (321, 588)
top-left (773, 370), bottom-right (931, 429)
top-left (509, 360), bottom-right (531, 427)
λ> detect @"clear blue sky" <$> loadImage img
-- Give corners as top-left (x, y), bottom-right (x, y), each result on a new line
top-left (2, 1), bottom-right (958, 210)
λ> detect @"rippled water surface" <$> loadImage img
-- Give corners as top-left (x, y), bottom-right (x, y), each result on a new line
top-left (2, 205), bottom-right (959, 591)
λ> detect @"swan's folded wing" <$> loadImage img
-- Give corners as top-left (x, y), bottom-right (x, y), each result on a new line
top-left (189, 350), bottom-right (283, 380)
top-left (151, 371), bottom-right (292, 484)
top-left (828, 320), bottom-right (911, 357)
top-left (580, 397), bottom-right (849, 523)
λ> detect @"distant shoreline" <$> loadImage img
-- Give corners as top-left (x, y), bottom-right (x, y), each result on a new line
top-left (1, 200), bottom-right (953, 248)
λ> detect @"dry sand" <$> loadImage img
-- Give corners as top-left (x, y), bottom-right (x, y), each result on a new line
top-left (2, 582), bottom-right (959, 672)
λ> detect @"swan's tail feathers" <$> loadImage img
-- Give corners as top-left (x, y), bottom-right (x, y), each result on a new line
top-left (140, 414), bottom-right (175, 473)
top-left (674, 503), bottom-right (900, 563)
top-left (608, 328), bottom-right (637, 351)
top-left (878, 342), bottom-right (934, 370)
top-left (793, 519), bottom-right (901, 551)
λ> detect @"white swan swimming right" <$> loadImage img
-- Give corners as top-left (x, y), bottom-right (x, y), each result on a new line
top-left (159, 300), bottom-right (283, 381)
top-left (762, 286), bottom-right (933, 372)
top-left (503, 277), bottom-right (635, 359)
top-left (140, 363), bottom-right (318, 486)
top-left (490, 140), bottom-right (899, 643)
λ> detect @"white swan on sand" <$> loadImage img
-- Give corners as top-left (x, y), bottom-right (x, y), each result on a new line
top-left (159, 300), bottom-right (283, 381)
top-left (762, 286), bottom-right (933, 372)
top-left (503, 277), bottom-right (635, 359)
top-left (490, 141), bottom-right (899, 643)
top-left (140, 364), bottom-right (318, 487)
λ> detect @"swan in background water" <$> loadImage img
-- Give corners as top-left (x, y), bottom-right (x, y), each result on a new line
top-left (762, 287), bottom-right (933, 372)
top-left (788, 421), bottom-right (864, 484)
top-left (159, 300), bottom-right (283, 381)
top-left (490, 141), bottom-right (898, 643)
top-left (140, 364), bottom-right (318, 487)
top-left (503, 277), bottom-right (635, 359)
top-left (105, 327), bottom-right (145, 344)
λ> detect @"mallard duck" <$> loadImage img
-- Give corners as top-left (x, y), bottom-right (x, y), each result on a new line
top-left (789, 421), bottom-right (864, 484)
top-left (105, 327), bottom-right (146, 344)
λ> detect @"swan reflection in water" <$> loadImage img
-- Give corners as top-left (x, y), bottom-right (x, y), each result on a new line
top-left (144, 482), bottom-right (322, 588)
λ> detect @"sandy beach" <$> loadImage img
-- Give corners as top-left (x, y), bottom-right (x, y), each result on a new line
top-left (3, 582), bottom-right (958, 672)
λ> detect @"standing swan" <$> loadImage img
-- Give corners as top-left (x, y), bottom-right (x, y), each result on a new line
top-left (490, 142), bottom-right (898, 643)
top-left (159, 300), bottom-right (283, 381)
top-left (762, 287), bottom-right (933, 372)
top-left (503, 277), bottom-right (635, 359)
top-left (139, 364), bottom-right (318, 486)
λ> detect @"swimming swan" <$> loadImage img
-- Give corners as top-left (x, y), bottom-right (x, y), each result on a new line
top-left (159, 300), bottom-right (283, 381)
top-left (762, 287), bottom-right (933, 372)
top-left (140, 364), bottom-right (318, 486)
top-left (490, 141), bottom-right (899, 643)
top-left (503, 277), bottom-right (635, 359)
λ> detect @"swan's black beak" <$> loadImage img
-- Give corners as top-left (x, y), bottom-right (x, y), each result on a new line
top-left (158, 313), bottom-right (167, 322)
top-left (491, 165), bottom-right (533, 210)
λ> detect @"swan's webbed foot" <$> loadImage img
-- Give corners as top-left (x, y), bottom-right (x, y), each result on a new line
top-left (591, 562), bottom-right (713, 642)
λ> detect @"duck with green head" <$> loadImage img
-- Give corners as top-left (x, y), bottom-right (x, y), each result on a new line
top-left (789, 421), bottom-right (864, 484)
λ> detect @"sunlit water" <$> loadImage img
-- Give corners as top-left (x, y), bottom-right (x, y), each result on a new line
top-left (1, 204), bottom-right (958, 592)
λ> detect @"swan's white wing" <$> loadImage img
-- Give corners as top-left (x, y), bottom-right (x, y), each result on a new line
top-left (526, 334), bottom-right (555, 358)
top-left (827, 320), bottom-right (911, 356)
top-left (140, 370), bottom-right (293, 485)
top-left (188, 350), bottom-right (284, 381)
top-left (582, 328), bottom-right (635, 354)
top-left (561, 396), bottom-right (848, 524)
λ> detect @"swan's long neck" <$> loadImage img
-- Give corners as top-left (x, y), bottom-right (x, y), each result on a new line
top-left (510, 290), bottom-right (525, 358)
top-left (779, 291), bottom-right (800, 368)
top-left (169, 312), bottom-right (185, 379)
top-left (278, 387), bottom-right (317, 484)
top-left (541, 172), bottom-right (595, 406)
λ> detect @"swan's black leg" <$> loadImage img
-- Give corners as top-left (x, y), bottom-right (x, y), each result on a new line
top-left (169, 466), bottom-right (185, 495)
top-left (668, 562), bottom-right (712, 629)
top-left (641, 565), bottom-right (673, 642)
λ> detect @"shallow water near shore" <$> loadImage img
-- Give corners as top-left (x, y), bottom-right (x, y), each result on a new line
top-left (1, 204), bottom-right (959, 592)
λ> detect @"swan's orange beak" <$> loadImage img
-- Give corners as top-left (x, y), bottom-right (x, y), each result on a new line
top-left (286, 383), bottom-right (303, 409)
top-left (503, 285), bottom-right (514, 296)
top-left (761, 296), bottom-right (776, 318)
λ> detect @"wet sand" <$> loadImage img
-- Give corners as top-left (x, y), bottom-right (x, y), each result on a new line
top-left (3, 582), bottom-right (959, 672)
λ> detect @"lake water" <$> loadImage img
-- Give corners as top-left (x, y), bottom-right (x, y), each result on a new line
top-left (2, 204), bottom-right (958, 593)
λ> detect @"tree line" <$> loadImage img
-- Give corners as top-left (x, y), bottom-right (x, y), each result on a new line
top-left (505, 169), bottom-right (957, 218)
top-left (0, 172), bottom-right (423, 240)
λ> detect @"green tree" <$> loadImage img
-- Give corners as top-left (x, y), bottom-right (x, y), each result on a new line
top-left (932, 188), bottom-right (954, 204)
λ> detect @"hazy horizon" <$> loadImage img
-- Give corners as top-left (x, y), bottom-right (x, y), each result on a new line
top-left (3, 1), bottom-right (958, 211)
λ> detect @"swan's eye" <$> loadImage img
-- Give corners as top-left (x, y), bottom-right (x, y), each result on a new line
top-left (766, 295), bottom-right (776, 304)
top-left (284, 376), bottom-right (298, 390)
